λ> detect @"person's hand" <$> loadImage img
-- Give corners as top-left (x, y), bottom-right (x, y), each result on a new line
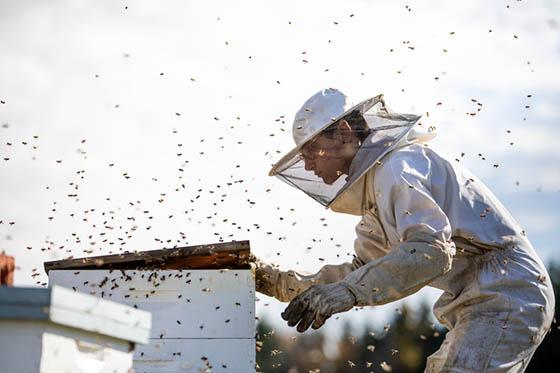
top-left (249, 255), bottom-right (280, 298)
top-left (281, 282), bottom-right (356, 332)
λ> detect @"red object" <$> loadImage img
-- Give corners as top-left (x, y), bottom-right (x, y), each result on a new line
top-left (0, 254), bottom-right (15, 286)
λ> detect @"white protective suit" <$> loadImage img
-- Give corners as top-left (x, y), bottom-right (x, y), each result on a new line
top-left (266, 125), bottom-right (555, 372)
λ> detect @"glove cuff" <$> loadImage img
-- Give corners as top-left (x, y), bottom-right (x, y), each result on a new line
top-left (342, 280), bottom-right (368, 306)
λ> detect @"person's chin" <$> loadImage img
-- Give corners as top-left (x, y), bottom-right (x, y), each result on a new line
top-left (322, 175), bottom-right (341, 185)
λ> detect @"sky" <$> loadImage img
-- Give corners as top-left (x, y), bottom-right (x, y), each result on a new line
top-left (0, 0), bottom-right (559, 339)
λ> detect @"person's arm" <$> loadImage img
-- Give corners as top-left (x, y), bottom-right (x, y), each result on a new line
top-left (341, 150), bottom-right (456, 306)
top-left (256, 208), bottom-right (391, 302)
top-left (255, 256), bottom-right (364, 302)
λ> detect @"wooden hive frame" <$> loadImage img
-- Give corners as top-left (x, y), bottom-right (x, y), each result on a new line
top-left (44, 240), bottom-right (251, 272)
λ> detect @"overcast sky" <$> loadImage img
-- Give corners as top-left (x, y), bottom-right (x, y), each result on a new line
top-left (1, 0), bottom-right (559, 337)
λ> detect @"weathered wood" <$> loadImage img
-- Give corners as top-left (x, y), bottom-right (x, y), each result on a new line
top-left (44, 240), bottom-right (251, 273)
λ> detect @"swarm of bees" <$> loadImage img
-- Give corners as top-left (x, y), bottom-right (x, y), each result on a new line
top-left (0, 2), bottom-right (555, 371)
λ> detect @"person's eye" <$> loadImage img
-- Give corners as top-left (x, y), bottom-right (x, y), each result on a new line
top-left (301, 150), bottom-right (313, 160)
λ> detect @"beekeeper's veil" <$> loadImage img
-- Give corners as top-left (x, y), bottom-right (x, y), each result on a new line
top-left (269, 88), bottom-right (436, 215)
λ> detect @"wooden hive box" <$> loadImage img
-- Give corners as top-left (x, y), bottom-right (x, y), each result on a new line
top-left (45, 240), bottom-right (255, 372)
top-left (0, 285), bottom-right (151, 373)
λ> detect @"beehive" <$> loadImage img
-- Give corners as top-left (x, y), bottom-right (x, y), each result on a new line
top-left (0, 285), bottom-right (151, 373)
top-left (45, 240), bottom-right (256, 372)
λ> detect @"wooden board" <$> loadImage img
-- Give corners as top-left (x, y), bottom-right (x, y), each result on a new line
top-left (44, 240), bottom-right (251, 273)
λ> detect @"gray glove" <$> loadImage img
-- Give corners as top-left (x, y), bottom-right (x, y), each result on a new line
top-left (281, 282), bottom-right (357, 332)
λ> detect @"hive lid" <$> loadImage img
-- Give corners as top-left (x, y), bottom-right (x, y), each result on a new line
top-left (44, 240), bottom-right (251, 272)
top-left (0, 285), bottom-right (151, 344)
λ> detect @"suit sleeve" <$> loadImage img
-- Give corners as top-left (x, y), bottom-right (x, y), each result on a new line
top-left (266, 209), bottom-right (387, 303)
top-left (341, 150), bottom-right (456, 306)
top-left (270, 256), bottom-right (365, 302)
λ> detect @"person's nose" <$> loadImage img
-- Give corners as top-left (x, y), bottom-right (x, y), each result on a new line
top-left (303, 158), bottom-right (315, 171)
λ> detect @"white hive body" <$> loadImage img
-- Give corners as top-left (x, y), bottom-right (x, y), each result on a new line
top-left (0, 285), bottom-right (151, 373)
top-left (49, 269), bottom-right (256, 372)
top-left (45, 241), bottom-right (256, 372)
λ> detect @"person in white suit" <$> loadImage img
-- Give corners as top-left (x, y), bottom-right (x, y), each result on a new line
top-left (254, 88), bottom-right (555, 372)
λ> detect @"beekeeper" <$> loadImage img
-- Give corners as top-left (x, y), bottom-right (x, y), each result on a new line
top-left (254, 88), bottom-right (555, 372)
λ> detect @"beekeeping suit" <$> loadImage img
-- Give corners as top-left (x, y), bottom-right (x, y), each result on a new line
top-left (258, 88), bottom-right (555, 372)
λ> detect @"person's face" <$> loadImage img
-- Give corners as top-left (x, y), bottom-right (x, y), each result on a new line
top-left (301, 120), bottom-right (360, 185)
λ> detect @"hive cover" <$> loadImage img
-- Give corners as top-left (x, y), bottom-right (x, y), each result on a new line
top-left (44, 240), bottom-right (251, 272)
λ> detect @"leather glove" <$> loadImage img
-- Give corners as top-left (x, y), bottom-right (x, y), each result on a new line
top-left (249, 255), bottom-right (280, 298)
top-left (281, 282), bottom-right (357, 332)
